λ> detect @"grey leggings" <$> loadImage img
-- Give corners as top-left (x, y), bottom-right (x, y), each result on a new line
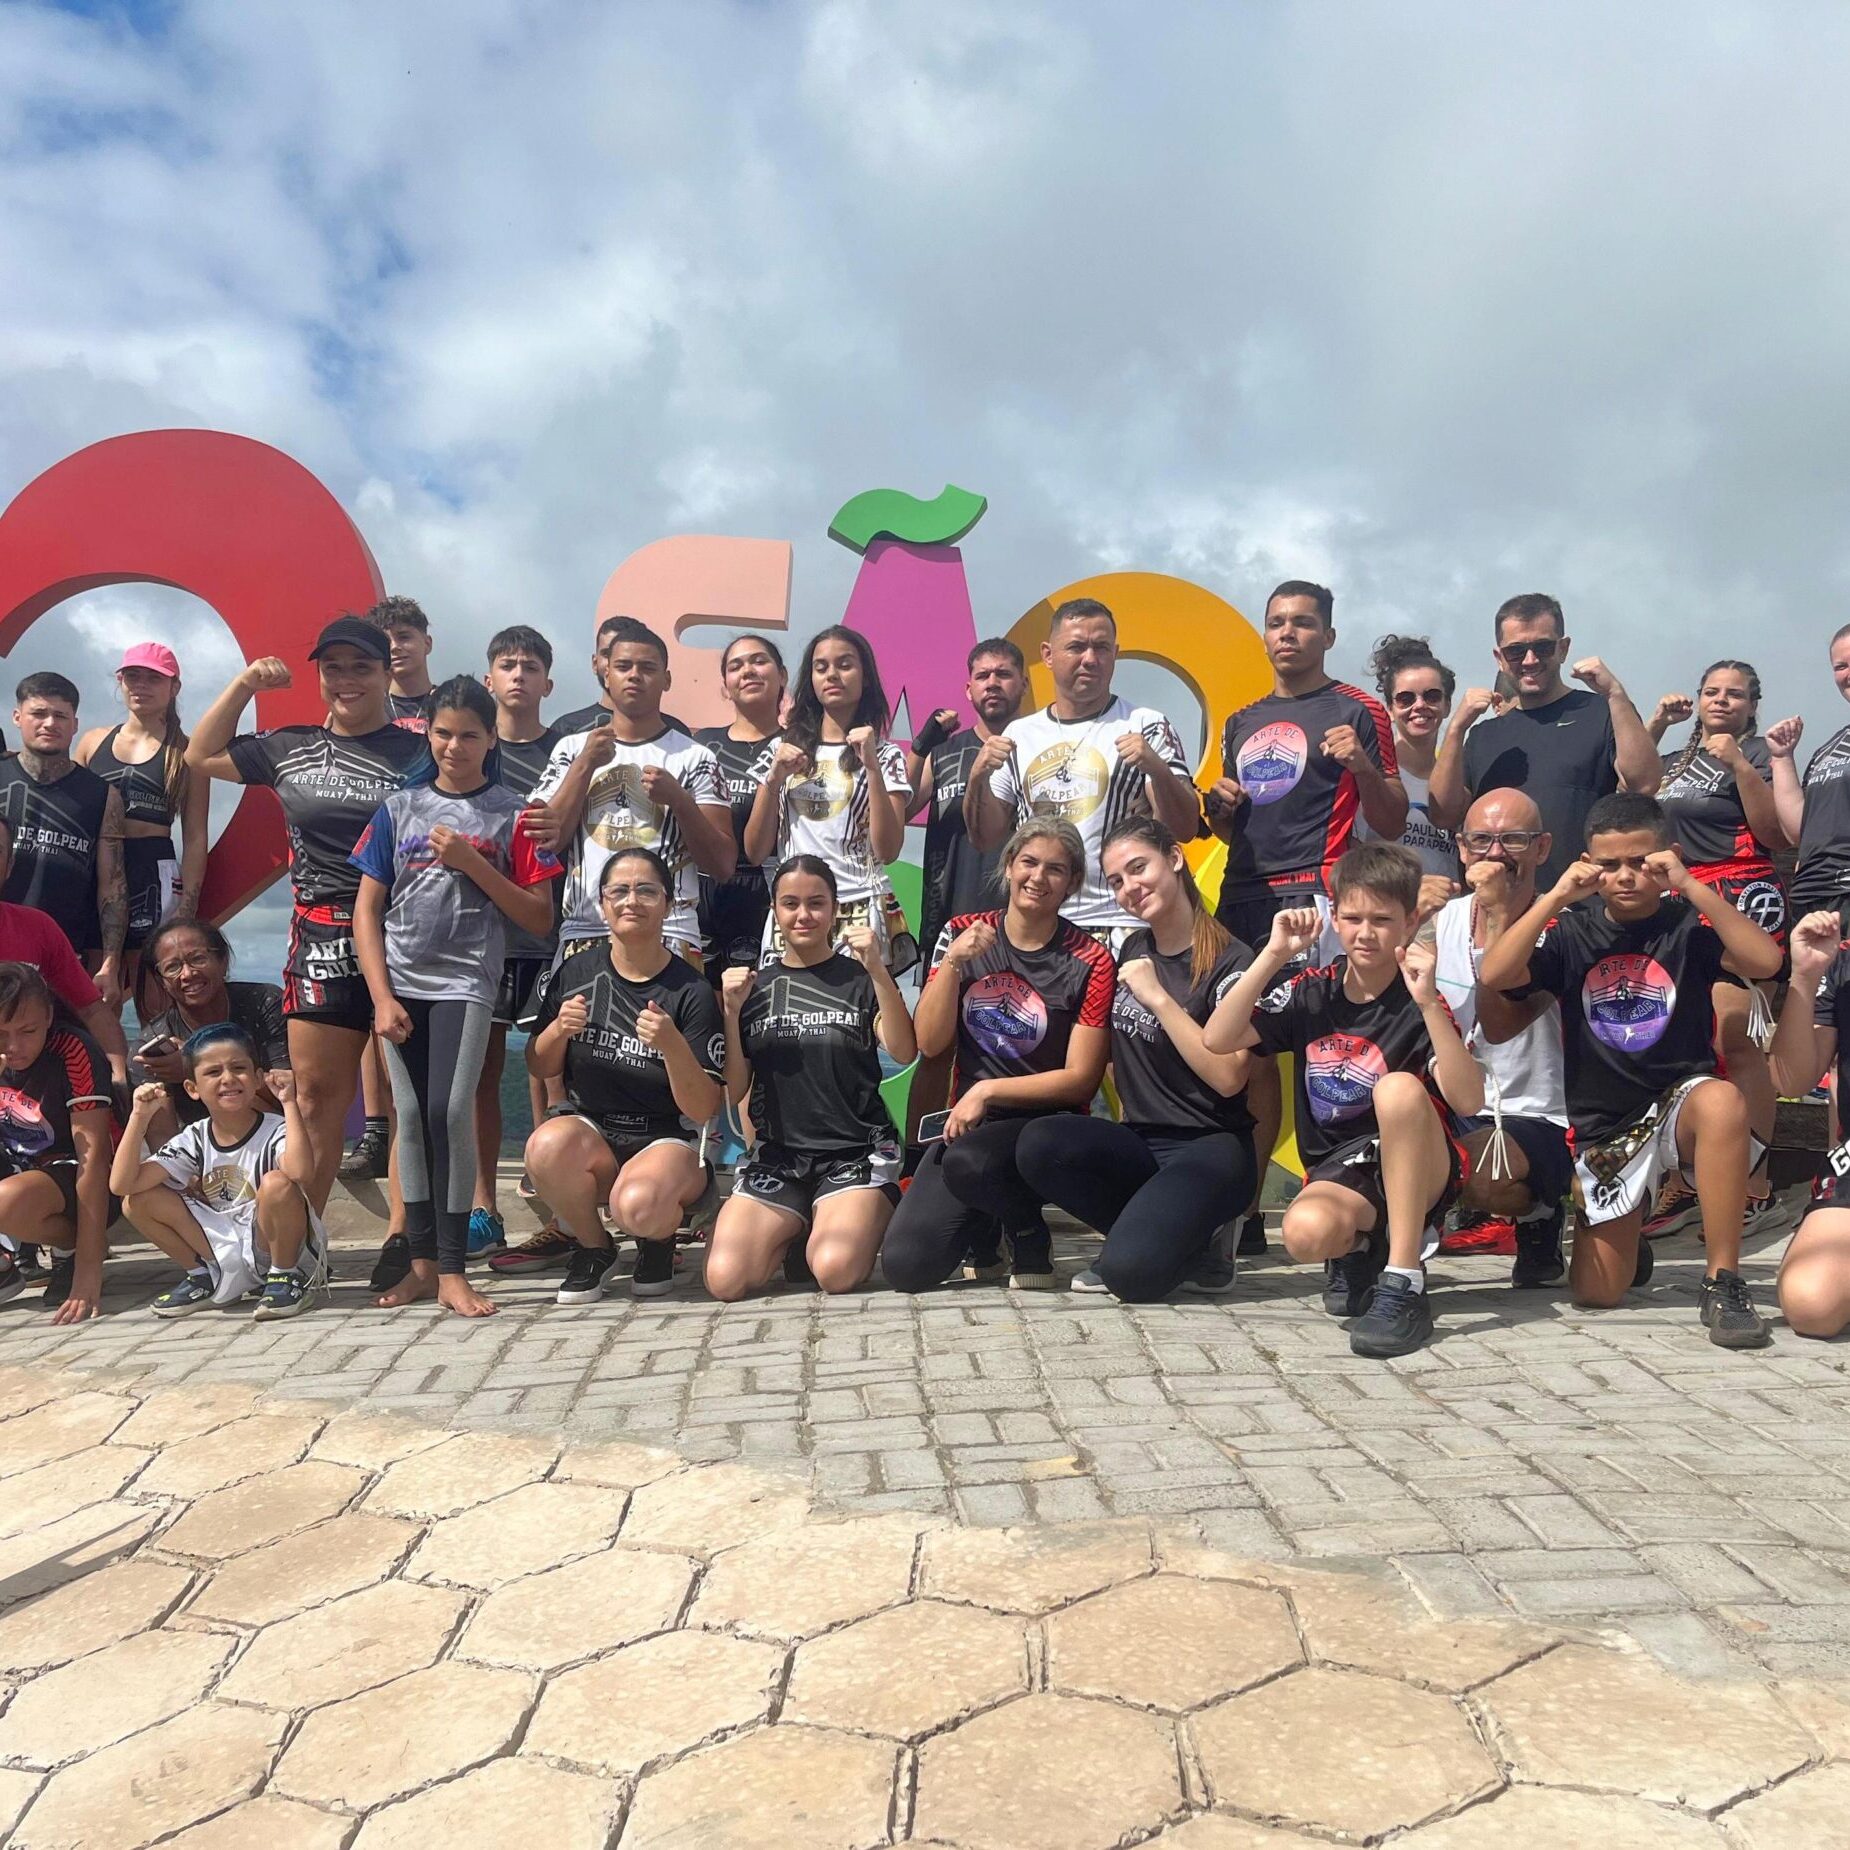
top-left (382, 997), bottom-right (492, 1274)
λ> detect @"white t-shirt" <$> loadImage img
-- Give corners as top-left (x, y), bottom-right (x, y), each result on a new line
top-left (989, 697), bottom-right (1193, 929)
top-left (153, 1112), bottom-right (327, 1301)
top-left (534, 726), bottom-right (725, 952)
top-left (749, 737), bottom-right (911, 906)
top-left (1430, 894), bottom-right (1567, 1125)
top-left (1359, 766), bottom-right (1456, 876)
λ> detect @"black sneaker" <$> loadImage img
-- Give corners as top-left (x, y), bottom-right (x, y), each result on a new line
top-left (1349, 1273), bottom-right (1434, 1358)
top-left (783, 1241), bottom-right (817, 1288)
top-left (339, 1123), bottom-right (389, 1180)
top-left (1512, 1202), bottom-right (1566, 1289)
top-left (1236, 1212), bottom-right (1267, 1256)
top-left (631, 1239), bottom-right (675, 1299)
top-left (556, 1244), bottom-right (618, 1305)
top-left (152, 1268), bottom-right (216, 1318)
top-left (1632, 1236), bottom-right (1655, 1289)
top-left (43, 1251), bottom-right (75, 1309)
top-left (14, 1243), bottom-right (43, 1279)
top-left (1700, 1268), bottom-right (1772, 1349)
top-left (0, 1253), bottom-right (24, 1306)
top-left (962, 1241), bottom-right (1010, 1282)
top-left (1180, 1222), bottom-right (1237, 1296)
top-left (369, 1233), bottom-right (412, 1293)
top-left (1321, 1239), bottom-right (1384, 1319)
top-left (1008, 1229), bottom-right (1058, 1292)
top-left (252, 1266), bottom-right (315, 1322)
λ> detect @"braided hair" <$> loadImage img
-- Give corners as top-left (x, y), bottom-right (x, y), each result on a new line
top-left (1664, 660), bottom-right (1762, 785)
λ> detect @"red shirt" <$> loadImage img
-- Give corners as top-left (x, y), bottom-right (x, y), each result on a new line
top-left (0, 901), bottom-right (101, 1014)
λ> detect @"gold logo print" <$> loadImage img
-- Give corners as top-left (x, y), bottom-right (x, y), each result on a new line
top-left (788, 755), bottom-right (852, 823)
top-left (193, 1165), bottom-right (257, 1214)
top-left (1024, 741), bottom-right (1108, 823)
top-left (587, 762), bottom-right (663, 850)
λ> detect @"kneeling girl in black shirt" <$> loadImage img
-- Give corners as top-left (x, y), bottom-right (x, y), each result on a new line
top-left (706, 856), bottom-right (916, 1299)
top-left (882, 818), bottom-right (1115, 1292)
top-left (525, 847), bottom-right (725, 1304)
top-left (1016, 819), bottom-right (1256, 1302)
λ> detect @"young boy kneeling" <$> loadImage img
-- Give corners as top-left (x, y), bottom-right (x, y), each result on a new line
top-left (112, 1025), bottom-right (327, 1321)
top-left (1207, 843), bottom-right (1483, 1359)
top-left (1477, 793), bottom-right (1779, 1348)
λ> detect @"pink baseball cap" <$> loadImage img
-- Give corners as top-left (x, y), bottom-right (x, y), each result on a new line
top-left (119, 643), bottom-right (179, 678)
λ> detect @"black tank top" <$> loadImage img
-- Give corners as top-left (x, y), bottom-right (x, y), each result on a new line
top-left (88, 726), bottom-right (176, 828)
top-left (0, 756), bottom-right (112, 950)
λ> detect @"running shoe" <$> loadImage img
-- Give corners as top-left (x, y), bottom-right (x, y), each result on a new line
top-left (0, 1253), bottom-right (25, 1306)
top-left (489, 1221), bottom-right (577, 1274)
top-left (1069, 1267), bottom-right (1111, 1294)
top-left (1349, 1274), bottom-right (1434, 1359)
top-left (14, 1244), bottom-right (43, 1279)
top-left (1439, 1210), bottom-right (1517, 1256)
top-left (1642, 1175), bottom-right (1700, 1240)
top-left (557, 1244), bottom-right (618, 1305)
top-left (1179, 1223), bottom-right (1238, 1296)
top-left (1742, 1191), bottom-right (1795, 1237)
top-left (252, 1266), bottom-right (316, 1321)
top-left (1511, 1202), bottom-right (1566, 1289)
top-left (1322, 1242), bottom-right (1383, 1319)
top-left (962, 1242), bottom-right (1010, 1282)
top-left (152, 1268), bottom-right (216, 1318)
top-left (632, 1240), bottom-right (676, 1298)
top-left (339, 1123), bottom-right (389, 1180)
top-left (1699, 1268), bottom-right (1772, 1349)
top-left (1236, 1212), bottom-right (1268, 1257)
top-left (369, 1233), bottom-right (412, 1293)
top-left (43, 1251), bottom-right (74, 1309)
top-left (466, 1208), bottom-right (508, 1258)
top-left (1008, 1230), bottom-right (1058, 1291)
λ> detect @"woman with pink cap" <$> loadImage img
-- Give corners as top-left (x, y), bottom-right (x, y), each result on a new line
top-left (76, 643), bottom-right (209, 1018)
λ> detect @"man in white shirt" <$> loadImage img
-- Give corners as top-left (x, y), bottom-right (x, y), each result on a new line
top-left (1418, 788), bottom-right (1572, 1288)
top-left (963, 598), bottom-right (1201, 932)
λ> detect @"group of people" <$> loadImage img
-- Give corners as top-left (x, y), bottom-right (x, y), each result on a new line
top-left (3, 581), bottom-right (1849, 1362)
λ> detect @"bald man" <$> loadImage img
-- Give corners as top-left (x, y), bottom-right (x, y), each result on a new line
top-left (1415, 790), bottom-right (1572, 1287)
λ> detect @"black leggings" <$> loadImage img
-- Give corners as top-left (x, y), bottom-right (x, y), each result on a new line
top-left (381, 997), bottom-right (492, 1274)
top-left (1016, 1118), bottom-right (1255, 1302)
top-left (882, 1115), bottom-right (1051, 1292)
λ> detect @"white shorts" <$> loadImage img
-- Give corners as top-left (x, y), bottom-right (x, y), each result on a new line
top-left (1573, 1077), bottom-right (1765, 1227)
top-left (174, 1185), bottom-right (328, 1303)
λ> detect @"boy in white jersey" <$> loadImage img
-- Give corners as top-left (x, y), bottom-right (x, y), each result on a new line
top-left (111, 1025), bottom-right (326, 1320)
top-left (964, 598), bottom-right (1200, 934)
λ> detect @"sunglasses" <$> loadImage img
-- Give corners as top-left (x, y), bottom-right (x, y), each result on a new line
top-left (1392, 688), bottom-right (1446, 709)
top-left (1458, 830), bottom-right (1540, 853)
top-left (1498, 638), bottom-right (1562, 666)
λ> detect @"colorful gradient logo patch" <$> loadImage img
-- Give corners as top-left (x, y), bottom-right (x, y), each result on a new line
top-left (1303, 1032), bottom-right (1388, 1126)
top-left (1236, 722), bottom-right (1308, 804)
top-left (962, 972), bottom-right (1048, 1061)
top-left (1583, 953), bottom-right (1676, 1052)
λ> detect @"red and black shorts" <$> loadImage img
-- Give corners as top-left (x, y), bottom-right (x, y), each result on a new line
top-left (1690, 858), bottom-right (1788, 951)
top-left (1304, 1107), bottom-right (1469, 1232)
top-left (282, 904), bottom-right (374, 1033)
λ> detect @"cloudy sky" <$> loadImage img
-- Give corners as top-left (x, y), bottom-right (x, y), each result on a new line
top-left (5, 0), bottom-right (1850, 957)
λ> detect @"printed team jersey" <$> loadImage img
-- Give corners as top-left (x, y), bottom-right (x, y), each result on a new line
top-left (1109, 930), bottom-right (1253, 1134)
top-left (989, 699), bottom-right (1194, 929)
top-left (533, 726), bottom-right (725, 953)
top-left (494, 724), bottom-right (564, 961)
top-left (749, 737), bottom-right (911, 907)
top-left (0, 757), bottom-right (112, 952)
top-left (925, 910), bottom-right (1115, 1103)
top-left (1217, 683), bottom-right (1399, 911)
top-left (1249, 961), bottom-right (1444, 1165)
top-left (738, 952), bottom-right (889, 1153)
top-left (1657, 735), bottom-right (1775, 870)
top-left (531, 940), bottom-right (726, 1141)
top-left (225, 724), bottom-right (426, 909)
top-left (695, 727), bottom-right (778, 859)
top-left (1521, 896), bottom-right (1726, 1144)
top-left (0, 1025), bottom-right (113, 1176)
top-left (919, 728), bottom-right (1002, 959)
top-left (1793, 722), bottom-right (1850, 913)
top-left (351, 781), bottom-right (562, 1005)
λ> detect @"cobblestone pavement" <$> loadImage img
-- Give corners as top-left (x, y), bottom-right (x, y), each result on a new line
top-left (2, 1356), bottom-right (1849, 1848)
top-left (5, 1183), bottom-right (1850, 1684)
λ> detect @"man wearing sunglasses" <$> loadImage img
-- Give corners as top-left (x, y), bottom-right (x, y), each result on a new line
top-left (1429, 593), bottom-right (1659, 891)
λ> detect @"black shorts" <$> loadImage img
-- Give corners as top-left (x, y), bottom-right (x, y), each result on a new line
top-left (1801, 1140), bottom-right (1850, 1225)
top-left (699, 871), bottom-right (770, 977)
top-left (1305, 1123), bottom-right (1466, 1229)
top-left (543, 1104), bottom-right (704, 1171)
top-left (494, 956), bottom-right (549, 1029)
top-left (1458, 1114), bottom-right (1574, 1208)
top-left (123, 835), bottom-right (178, 950)
top-left (735, 1138), bottom-right (902, 1225)
top-left (282, 905), bottom-right (374, 1033)
top-left (1216, 883), bottom-right (1316, 952)
top-left (33, 1160), bottom-right (123, 1232)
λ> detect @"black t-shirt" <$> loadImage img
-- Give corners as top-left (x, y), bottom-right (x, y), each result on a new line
top-left (1794, 722), bottom-right (1850, 912)
top-left (131, 983), bottom-right (290, 1127)
top-left (1250, 960), bottom-right (1443, 1165)
top-left (1522, 895), bottom-right (1726, 1143)
top-left (557, 701), bottom-right (694, 740)
top-left (1462, 691), bottom-right (1618, 891)
top-left (739, 952), bottom-right (889, 1153)
top-left (225, 724), bottom-right (426, 910)
top-left (695, 726), bottom-right (779, 868)
top-left (1657, 734), bottom-right (1775, 869)
top-left (0, 1025), bottom-right (113, 1175)
top-left (532, 941), bottom-right (725, 1140)
top-left (1218, 682), bottom-right (1398, 908)
top-left (920, 728), bottom-right (1001, 958)
top-left (388, 690), bottom-right (433, 733)
top-left (0, 757), bottom-right (111, 951)
top-left (1110, 930), bottom-right (1253, 1134)
top-left (1813, 948), bottom-right (1850, 1140)
top-left (926, 910), bottom-right (1115, 1103)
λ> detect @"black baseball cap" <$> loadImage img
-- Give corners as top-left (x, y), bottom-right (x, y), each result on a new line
top-left (309, 616), bottom-right (391, 664)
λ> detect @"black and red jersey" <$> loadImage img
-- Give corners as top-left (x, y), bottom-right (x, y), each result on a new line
top-left (1657, 734), bottom-right (1775, 873)
top-left (1249, 959), bottom-right (1444, 1165)
top-left (1216, 682), bottom-right (1397, 912)
top-left (925, 910), bottom-right (1114, 1104)
top-left (0, 1025), bottom-right (114, 1176)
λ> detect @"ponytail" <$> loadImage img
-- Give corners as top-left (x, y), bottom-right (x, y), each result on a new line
top-left (1101, 816), bottom-right (1232, 987)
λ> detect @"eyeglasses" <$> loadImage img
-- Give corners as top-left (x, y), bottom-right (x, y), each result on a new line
top-left (603, 883), bottom-right (665, 903)
top-left (156, 951), bottom-right (217, 978)
top-left (1458, 830), bottom-right (1540, 853)
top-left (1391, 689), bottom-right (1446, 709)
top-left (1497, 638), bottom-right (1561, 666)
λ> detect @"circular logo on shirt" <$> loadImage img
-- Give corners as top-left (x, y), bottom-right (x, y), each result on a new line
top-left (587, 763), bottom-right (663, 850)
top-left (196, 1165), bottom-right (258, 1214)
top-left (788, 755), bottom-right (852, 822)
top-left (0, 1088), bottom-right (51, 1163)
top-left (1236, 723), bottom-right (1308, 804)
top-left (1303, 1032), bottom-right (1388, 1126)
top-left (1023, 742), bottom-right (1109, 823)
top-left (1734, 878), bottom-right (1787, 934)
top-left (1583, 953), bottom-right (1677, 1051)
top-left (962, 972), bottom-right (1049, 1060)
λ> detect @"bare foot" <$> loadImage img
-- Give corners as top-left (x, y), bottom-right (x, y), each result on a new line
top-left (436, 1275), bottom-right (498, 1318)
top-left (376, 1262), bottom-right (437, 1309)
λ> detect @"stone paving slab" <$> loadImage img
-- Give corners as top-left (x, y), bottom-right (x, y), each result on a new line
top-left (0, 1356), bottom-right (1845, 1848)
top-left (4, 1185), bottom-right (1850, 1682)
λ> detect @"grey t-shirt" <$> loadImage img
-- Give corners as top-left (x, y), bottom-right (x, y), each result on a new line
top-left (350, 781), bottom-right (563, 1005)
